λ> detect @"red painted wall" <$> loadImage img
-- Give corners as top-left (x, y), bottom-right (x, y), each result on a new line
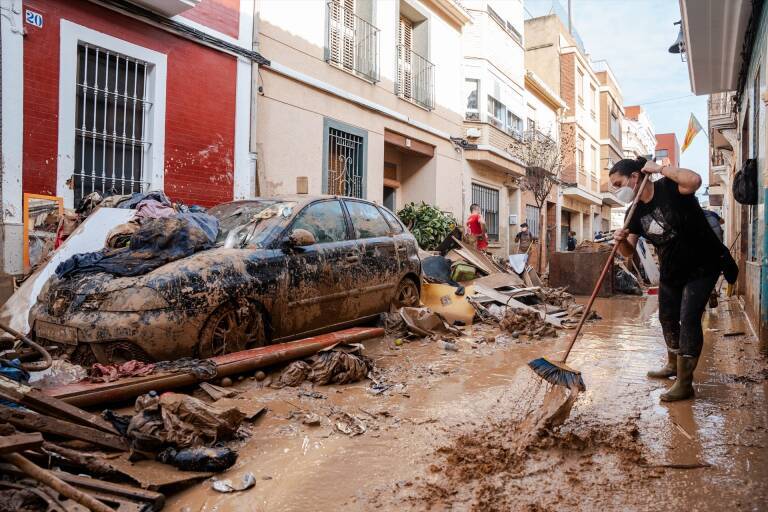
top-left (655, 133), bottom-right (680, 168)
top-left (180, 0), bottom-right (241, 39)
top-left (22, 0), bottom-right (238, 207)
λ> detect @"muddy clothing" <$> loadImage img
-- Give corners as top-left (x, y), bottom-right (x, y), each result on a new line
top-left (515, 231), bottom-right (534, 253)
top-left (627, 177), bottom-right (722, 285)
top-left (466, 213), bottom-right (488, 250)
top-left (659, 271), bottom-right (719, 357)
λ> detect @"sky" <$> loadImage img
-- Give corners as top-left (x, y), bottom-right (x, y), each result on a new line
top-left (524, 0), bottom-right (710, 191)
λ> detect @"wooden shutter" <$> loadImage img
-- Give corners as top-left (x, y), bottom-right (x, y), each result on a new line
top-left (398, 15), bottom-right (413, 98)
top-left (329, 0), bottom-right (355, 70)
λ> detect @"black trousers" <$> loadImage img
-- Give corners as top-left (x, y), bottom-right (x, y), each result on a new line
top-left (658, 272), bottom-right (719, 358)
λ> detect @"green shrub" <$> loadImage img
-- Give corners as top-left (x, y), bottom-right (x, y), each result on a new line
top-left (397, 202), bottom-right (457, 250)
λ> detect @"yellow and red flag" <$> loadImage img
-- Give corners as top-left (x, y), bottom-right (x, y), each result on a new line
top-left (681, 113), bottom-right (703, 153)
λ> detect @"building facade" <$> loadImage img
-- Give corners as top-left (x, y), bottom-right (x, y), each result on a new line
top-left (525, 13), bottom-right (604, 248)
top-left (680, 0), bottom-right (767, 343)
top-left (594, 60), bottom-right (624, 232)
top-left (622, 105), bottom-right (656, 159)
top-left (254, 0), bottom-right (470, 233)
top-left (0, 0), bottom-right (261, 274)
top-left (654, 133), bottom-right (681, 167)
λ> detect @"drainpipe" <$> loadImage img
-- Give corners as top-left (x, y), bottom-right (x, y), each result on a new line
top-left (761, 185), bottom-right (768, 350)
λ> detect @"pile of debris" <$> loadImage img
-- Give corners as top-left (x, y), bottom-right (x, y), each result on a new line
top-left (573, 240), bottom-right (612, 253)
top-left (499, 308), bottom-right (558, 338)
top-left (275, 345), bottom-right (373, 388)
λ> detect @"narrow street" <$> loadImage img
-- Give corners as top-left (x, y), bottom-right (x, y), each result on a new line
top-left (168, 295), bottom-right (768, 511)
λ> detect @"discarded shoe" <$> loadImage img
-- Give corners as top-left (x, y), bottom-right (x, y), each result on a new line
top-left (647, 351), bottom-right (677, 379)
top-left (660, 356), bottom-right (698, 402)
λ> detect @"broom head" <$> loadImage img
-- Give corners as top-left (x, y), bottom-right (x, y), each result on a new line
top-left (528, 357), bottom-right (586, 391)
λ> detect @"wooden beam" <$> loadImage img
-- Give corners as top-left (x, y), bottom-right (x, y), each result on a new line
top-left (0, 433), bottom-right (43, 455)
top-left (0, 407), bottom-right (128, 451)
top-left (0, 376), bottom-right (119, 435)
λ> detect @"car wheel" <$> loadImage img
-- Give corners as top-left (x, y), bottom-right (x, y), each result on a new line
top-left (392, 277), bottom-right (420, 309)
top-left (198, 300), bottom-right (267, 358)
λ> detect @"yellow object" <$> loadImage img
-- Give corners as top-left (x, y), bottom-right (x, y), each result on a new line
top-left (420, 283), bottom-right (476, 326)
top-left (681, 113), bottom-right (703, 153)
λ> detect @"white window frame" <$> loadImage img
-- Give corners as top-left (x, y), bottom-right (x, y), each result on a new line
top-left (57, 20), bottom-right (167, 207)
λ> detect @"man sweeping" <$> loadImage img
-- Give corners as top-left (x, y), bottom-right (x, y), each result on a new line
top-left (610, 157), bottom-right (738, 401)
top-left (514, 223), bottom-right (536, 254)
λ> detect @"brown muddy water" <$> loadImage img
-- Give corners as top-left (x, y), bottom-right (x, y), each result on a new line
top-left (169, 296), bottom-right (768, 511)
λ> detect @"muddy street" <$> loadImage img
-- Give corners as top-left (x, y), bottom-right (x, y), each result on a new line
top-left (167, 295), bottom-right (768, 511)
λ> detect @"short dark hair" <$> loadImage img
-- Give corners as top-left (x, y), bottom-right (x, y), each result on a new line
top-left (470, 203), bottom-right (480, 212)
top-left (609, 156), bottom-right (647, 178)
top-left (520, 222), bottom-right (528, 228)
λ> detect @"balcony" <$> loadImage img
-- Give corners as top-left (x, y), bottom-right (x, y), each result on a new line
top-left (396, 45), bottom-right (434, 110)
top-left (708, 92), bottom-right (736, 130)
top-left (325, 2), bottom-right (380, 83)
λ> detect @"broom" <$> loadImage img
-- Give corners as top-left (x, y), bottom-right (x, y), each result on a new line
top-left (528, 173), bottom-right (651, 391)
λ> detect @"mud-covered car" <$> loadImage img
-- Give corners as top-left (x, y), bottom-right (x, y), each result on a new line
top-left (30, 196), bottom-right (421, 364)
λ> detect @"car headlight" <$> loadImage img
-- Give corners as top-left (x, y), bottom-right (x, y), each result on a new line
top-left (80, 288), bottom-right (169, 312)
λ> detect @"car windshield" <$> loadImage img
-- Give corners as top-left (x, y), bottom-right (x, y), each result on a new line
top-left (208, 201), bottom-right (297, 247)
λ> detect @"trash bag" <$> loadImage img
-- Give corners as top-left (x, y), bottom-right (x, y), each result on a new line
top-left (157, 446), bottom-right (237, 472)
top-left (422, 256), bottom-right (464, 294)
top-left (55, 215), bottom-right (219, 278)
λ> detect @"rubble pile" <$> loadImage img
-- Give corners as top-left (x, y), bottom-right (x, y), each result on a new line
top-left (536, 287), bottom-right (575, 309)
top-left (574, 240), bottom-right (612, 253)
top-left (499, 309), bottom-right (557, 338)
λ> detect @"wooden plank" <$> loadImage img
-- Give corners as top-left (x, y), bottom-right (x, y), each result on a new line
top-left (0, 432), bottom-right (43, 455)
top-left (452, 237), bottom-right (507, 274)
top-left (0, 407), bottom-right (128, 451)
top-left (0, 376), bottom-right (119, 435)
top-left (473, 284), bottom-right (563, 328)
top-left (0, 463), bottom-right (165, 508)
top-left (472, 271), bottom-right (526, 289)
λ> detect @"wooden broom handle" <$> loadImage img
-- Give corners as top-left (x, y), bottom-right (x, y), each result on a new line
top-left (560, 173), bottom-right (651, 363)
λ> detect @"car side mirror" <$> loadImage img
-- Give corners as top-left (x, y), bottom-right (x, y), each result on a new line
top-left (285, 228), bottom-right (316, 249)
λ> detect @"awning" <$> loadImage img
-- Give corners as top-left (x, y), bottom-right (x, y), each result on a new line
top-left (464, 148), bottom-right (526, 176)
top-left (680, 0), bottom-right (753, 95)
top-left (562, 186), bottom-right (603, 206)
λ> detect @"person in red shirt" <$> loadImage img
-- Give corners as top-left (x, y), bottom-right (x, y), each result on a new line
top-left (466, 204), bottom-right (488, 251)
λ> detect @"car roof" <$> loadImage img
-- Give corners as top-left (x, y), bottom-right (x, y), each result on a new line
top-left (213, 195), bottom-right (382, 209)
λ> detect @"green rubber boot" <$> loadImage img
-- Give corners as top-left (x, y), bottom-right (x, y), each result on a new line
top-left (647, 351), bottom-right (677, 379)
top-left (660, 356), bottom-right (698, 402)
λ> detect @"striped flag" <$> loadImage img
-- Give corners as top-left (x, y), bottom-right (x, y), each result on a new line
top-left (681, 113), bottom-right (703, 153)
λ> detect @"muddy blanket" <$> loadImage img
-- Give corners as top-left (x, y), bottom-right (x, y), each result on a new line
top-left (276, 347), bottom-right (373, 387)
top-left (127, 392), bottom-right (245, 451)
top-left (89, 360), bottom-right (155, 383)
top-left (55, 215), bottom-right (219, 278)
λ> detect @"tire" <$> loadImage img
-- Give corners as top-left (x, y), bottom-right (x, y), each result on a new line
top-left (198, 300), bottom-right (268, 358)
top-left (391, 277), bottom-right (420, 310)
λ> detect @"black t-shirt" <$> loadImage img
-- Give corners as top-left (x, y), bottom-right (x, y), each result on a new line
top-left (627, 177), bottom-right (722, 284)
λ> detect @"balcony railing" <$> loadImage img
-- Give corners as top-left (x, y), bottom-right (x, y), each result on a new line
top-left (396, 45), bottom-right (434, 110)
top-left (711, 150), bottom-right (725, 167)
top-left (708, 93), bottom-right (734, 117)
top-left (325, 1), bottom-right (380, 82)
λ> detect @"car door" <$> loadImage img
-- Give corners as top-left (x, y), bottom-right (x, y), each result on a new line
top-left (277, 199), bottom-right (359, 337)
top-left (378, 205), bottom-right (411, 274)
top-left (343, 200), bottom-right (400, 317)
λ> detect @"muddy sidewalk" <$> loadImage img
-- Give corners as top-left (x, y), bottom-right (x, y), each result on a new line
top-left (168, 296), bottom-right (768, 511)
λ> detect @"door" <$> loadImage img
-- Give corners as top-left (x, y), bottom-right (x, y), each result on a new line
top-left (278, 200), bottom-right (358, 337)
top-left (344, 200), bottom-right (400, 316)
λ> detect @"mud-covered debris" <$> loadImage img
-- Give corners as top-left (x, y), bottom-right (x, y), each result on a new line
top-left (499, 309), bottom-right (557, 338)
top-left (333, 411), bottom-right (367, 436)
top-left (535, 287), bottom-right (575, 309)
top-left (89, 360), bottom-right (155, 383)
top-left (157, 446), bottom-right (237, 472)
top-left (212, 472), bottom-right (256, 493)
top-left (275, 348), bottom-right (373, 387)
top-left (154, 357), bottom-right (217, 380)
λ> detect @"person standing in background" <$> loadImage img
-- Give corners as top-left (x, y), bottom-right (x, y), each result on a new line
top-left (466, 204), bottom-right (488, 251)
top-left (514, 223), bottom-right (536, 253)
top-left (567, 231), bottom-right (577, 251)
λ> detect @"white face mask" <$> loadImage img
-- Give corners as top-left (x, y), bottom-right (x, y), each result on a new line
top-left (615, 186), bottom-right (635, 203)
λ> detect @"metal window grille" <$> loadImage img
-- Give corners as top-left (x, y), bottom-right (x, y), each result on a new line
top-left (525, 205), bottom-right (541, 238)
top-left (326, 0), bottom-right (380, 82)
top-left (471, 183), bottom-right (499, 241)
top-left (327, 127), bottom-right (364, 198)
top-left (74, 44), bottom-right (150, 206)
top-left (396, 16), bottom-right (434, 110)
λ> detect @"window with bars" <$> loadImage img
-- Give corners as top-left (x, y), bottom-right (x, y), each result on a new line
top-left (324, 120), bottom-right (366, 198)
top-left (74, 43), bottom-right (150, 206)
top-left (471, 183), bottom-right (499, 241)
top-left (525, 204), bottom-right (541, 238)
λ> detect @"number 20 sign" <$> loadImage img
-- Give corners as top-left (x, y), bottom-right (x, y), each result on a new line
top-left (25, 10), bottom-right (43, 28)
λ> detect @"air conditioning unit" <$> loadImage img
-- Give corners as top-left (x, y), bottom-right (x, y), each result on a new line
top-left (466, 127), bottom-right (482, 139)
top-left (509, 214), bottom-right (518, 225)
